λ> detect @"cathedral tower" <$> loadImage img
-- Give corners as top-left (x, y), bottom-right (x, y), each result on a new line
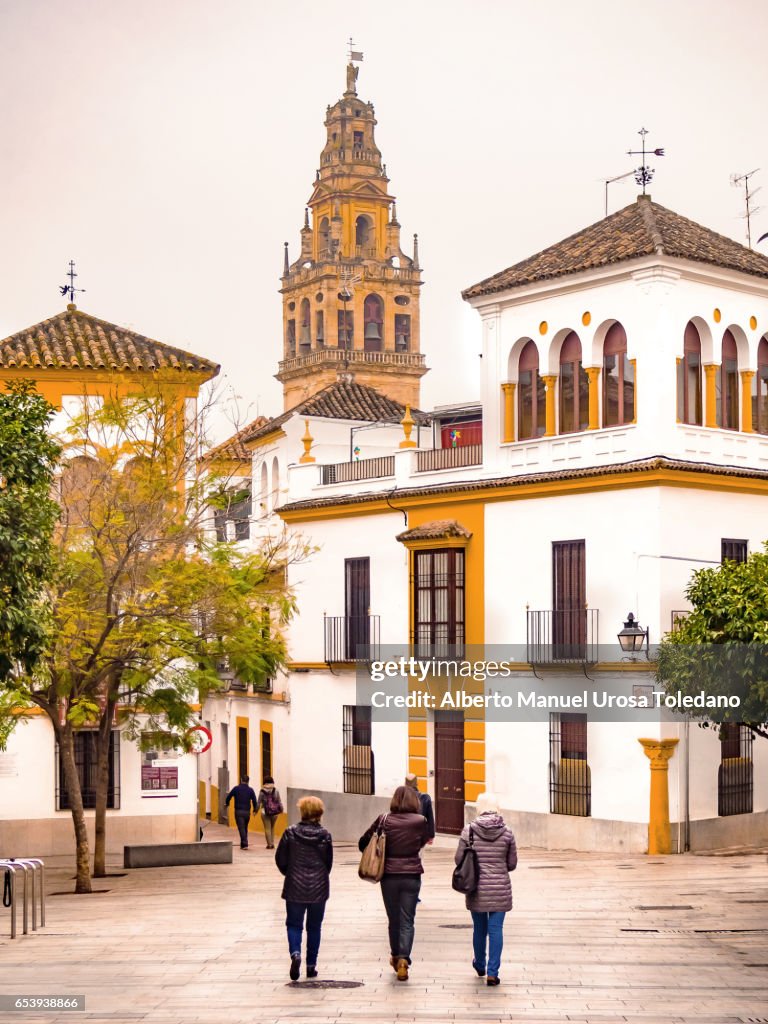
top-left (277, 60), bottom-right (427, 410)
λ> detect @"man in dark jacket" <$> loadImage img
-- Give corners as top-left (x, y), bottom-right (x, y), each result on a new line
top-left (405, 772), bottom-right (435, 841)
top-left (275, 796), bottom-right (333, 980)
top-left (225, 775), bottom-right (258, 850)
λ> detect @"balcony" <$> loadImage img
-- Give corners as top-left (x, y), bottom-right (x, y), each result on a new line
top-left (324, 614), bottom-right (381, 664)
top-left (278, 348), bottom-right (426, 374)
top-left (526, 609), bottom-right (600, 665)
top-left (321, 456), bottom-right (395, 485)
top-left (415, 444), bottom-right (483, 473)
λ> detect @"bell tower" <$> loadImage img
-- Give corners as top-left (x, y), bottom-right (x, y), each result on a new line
top-left (277, 60), bottom-right (427, 410)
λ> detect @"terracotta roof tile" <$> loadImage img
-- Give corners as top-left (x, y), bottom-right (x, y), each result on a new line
top-left (462, 197), bottom-right (768, 298)
top-left (203, 416), bottom-right (270, 463)
top-left (396, 520), bottom-right (472, 543)
top-left (0, 305), bottom-right (219, 377)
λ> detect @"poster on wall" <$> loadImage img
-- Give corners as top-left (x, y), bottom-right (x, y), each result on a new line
top-left (141, 760), bottom-right (179, 797)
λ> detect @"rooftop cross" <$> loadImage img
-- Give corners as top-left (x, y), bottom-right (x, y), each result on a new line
top-left (627, 127), bottom-right (665, 195)
top-left (59, 260), bottom-right (86, 305)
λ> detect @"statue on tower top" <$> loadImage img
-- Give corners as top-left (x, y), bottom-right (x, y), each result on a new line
top-left (345, 62), bottom-right (358, 95)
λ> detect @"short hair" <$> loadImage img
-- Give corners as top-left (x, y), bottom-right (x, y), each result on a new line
top-left (241, 775), bottom-right (249, 783)
top-left (390, 785), bottom-right (420, 813)
top-left (263, 775), bottom-right (274, 785)
top-left (298, 796), bottom-right (324, 822)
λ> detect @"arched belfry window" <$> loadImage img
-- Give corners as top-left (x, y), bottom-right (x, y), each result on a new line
top-left (299, 298), bottom-right (311, 353)
top-left (559, 332), bottom-right (589, 434)
top-left (602, 322), bottom-right (634, 426)
top-left (753, 337), bottom-right (768, 434)
top-left (677, 321), bottom-right (702, 425)
top-left (355, 214), bottom-right (374, 255)
top-left (319, 217), bottom-right (330, 256)
top-left (363, 294), bottom-right (383, 352)
top-left (718, 330), bottom-right (739, 430)
top-left (518, 341), bottom-right (545, 440)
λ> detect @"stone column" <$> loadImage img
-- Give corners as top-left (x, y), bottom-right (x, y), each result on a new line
top-left (638, 737), bottom-right (679, 855)
top-left (501, 382), bottom-right (516, 443)
top-left (741, 370), bottom-right (755, 433)
top-left (585, 367), bottom-right (601, 430)
top-left (703, 364), bottom-right (718, 428)
top-left (542, 375), bottom-right (558, 437)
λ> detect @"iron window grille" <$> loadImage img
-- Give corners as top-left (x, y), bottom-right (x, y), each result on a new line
top-left (56, 729), bottom-right (121, 811)
top-left (718, 723), bottom-right (753, 817)
top-left (549, 713), bottom-right (590, 817)
top-left (343, 705), bottom-right (374, 795)
top-left (721, 538), bottom-right (748, 564)
top-left (412, 548), bottom-right (465, 658)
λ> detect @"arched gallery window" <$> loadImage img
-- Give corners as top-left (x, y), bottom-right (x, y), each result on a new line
top-left (717, 330), bottom-right (739, 430)
top-left (518, 340), bottom-right (545, 440)
top-left (753, 337), bottom-right (768, 435)
top-left (677, 321), bottom-right (702, 425)
top-left (602, 322), bottom-right (634, 426)
top-left (363, 293), bottom-right (384, 352)
top-left (559, 331), bottom-right (589, 434)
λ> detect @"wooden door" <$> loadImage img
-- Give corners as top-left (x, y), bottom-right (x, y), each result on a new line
top-left (345, 557), bottom-right (370, 660)
top-left (434, 710), bottom-right (465, 834)
top-left (552, 540), bottom-right (586, 658)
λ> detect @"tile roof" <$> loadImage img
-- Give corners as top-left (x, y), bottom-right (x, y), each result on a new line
top-left (279, 455), bottom-right (768, 514)
top-left (243, 380), bottom-right (429, 444)
top-left (396, 520), bottom-right (473, 543)
top-left (462, 196), bottom-right (768, 298)
top-left (0, 305), bottom-right (219, 376)
top-left (203, 416), bottom-right (270, 463)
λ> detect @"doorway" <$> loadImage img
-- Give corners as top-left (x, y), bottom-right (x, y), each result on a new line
top-left (434, 710), bottom-right (465, 834)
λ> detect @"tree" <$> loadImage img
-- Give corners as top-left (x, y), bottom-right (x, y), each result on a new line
top-left (0, 381), bottom-right (60, 682)
top-left (5, 384), bottom-right (305, 892)
top-left (656, 548), bottom-right (768, 741)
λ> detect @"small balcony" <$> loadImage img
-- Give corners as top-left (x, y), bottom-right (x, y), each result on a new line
top-left (415, 443), bottom-right (483, 473)
top-left (324, 614), bottom-right (381, 664)
top-left (321, 456), bottom-right (395, 485)
top-left (526, 609), bottom-right (599, 665)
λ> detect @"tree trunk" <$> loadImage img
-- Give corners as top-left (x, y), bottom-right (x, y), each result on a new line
top-left (57, 725), bottom-right (93, 894)
top-left (93, 697), bottom-right (116, 878)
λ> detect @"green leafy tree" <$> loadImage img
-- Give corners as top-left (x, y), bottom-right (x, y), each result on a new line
top-left (6, 386), bottom-right (306, 892)
top-left (656, 548), bottom-right (768, 741)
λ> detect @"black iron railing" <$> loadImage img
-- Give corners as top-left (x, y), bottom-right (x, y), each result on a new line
top-left (321, 456), bottom-right (395, 485)
top-left (415, 444), bottom-right (483, 473)
top-left (549, 713), bottom-right (591, 816)
top-left (324, 615), bottom-right (381, 664)
top-left (527, 609), bottom-right (599, 664)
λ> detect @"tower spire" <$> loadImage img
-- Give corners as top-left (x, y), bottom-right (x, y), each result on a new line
top-left (283, 242), bottom-right (289, 276)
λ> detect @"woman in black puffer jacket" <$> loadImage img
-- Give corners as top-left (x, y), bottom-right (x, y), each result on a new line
top-left (358, 785), bottom-right (429, 982)
top-left (275, 796), bottom-right (333, 981)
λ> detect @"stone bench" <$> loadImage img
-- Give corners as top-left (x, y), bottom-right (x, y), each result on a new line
top-left (124, 841), bottom-right (233, 869)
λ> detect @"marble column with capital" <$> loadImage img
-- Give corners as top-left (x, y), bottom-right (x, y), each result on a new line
top-left (638, 737), bottom-right (679, 855)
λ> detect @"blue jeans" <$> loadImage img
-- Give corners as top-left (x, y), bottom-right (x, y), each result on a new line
top-left (471, 910), bottom-right (506, 977)
top-left (286, 900), bottom-right (326, 965)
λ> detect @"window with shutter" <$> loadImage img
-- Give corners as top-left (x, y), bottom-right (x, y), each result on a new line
top-left (413, 548), bottom-right (465, 657)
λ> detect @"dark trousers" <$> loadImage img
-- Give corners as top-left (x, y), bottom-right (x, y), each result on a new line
top-left (234, 812), bottom-right (250, 848)
top-left (286, 900), bottom-right (327, 965)
top-left (380, 873), bottom-right (421, 962)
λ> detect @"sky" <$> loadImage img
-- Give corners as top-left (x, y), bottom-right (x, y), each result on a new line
top-left (1, 0), bottom-right (767, 442)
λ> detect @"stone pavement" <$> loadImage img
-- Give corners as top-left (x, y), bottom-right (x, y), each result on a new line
top-left (1, 824), bottom-right (767, 1024)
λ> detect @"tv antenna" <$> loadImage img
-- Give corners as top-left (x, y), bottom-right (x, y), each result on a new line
top-left (626, 127), bottom-right (665, 195)
top-left (730, 169), bottom-right (761, 249)
top-left (59, 260), bottom-right (86, 304)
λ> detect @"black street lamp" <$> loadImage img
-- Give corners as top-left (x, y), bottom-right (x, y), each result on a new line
top-left (618, 612), bottom-right (649, 657)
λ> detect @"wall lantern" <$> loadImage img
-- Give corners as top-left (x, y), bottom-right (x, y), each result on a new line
top-left (618, 612), bottom-right (649, 657)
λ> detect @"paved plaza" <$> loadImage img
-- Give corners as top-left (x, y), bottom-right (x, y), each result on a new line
top-left (1, 825), bottom-right (767, 1024)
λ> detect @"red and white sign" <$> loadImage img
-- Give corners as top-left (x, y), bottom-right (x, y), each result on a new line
top-left (186, 724), bottom-right (213, 754)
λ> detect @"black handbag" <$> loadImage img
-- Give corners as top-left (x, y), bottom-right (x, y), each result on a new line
top-left (452, 824), bottom-right (478, 895)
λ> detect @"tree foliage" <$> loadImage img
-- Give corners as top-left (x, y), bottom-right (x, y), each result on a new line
top-left (656, 548), bottom-right (768, 740)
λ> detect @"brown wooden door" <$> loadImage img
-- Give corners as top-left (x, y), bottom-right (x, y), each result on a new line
top-left (435, 711), bottom-right (465, 834)
top-left (552, 540), bottom-right (586, 658)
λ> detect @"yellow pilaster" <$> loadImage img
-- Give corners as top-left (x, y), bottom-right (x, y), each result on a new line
top-left (501, 382), bottom-right (516, 443)
top-left (638, 737), bottom-right (679, 855)
top-left (704, 364), bottom-right (718, 428)
top-left (541, 375), bottom-right (558, 437)
top-left (585, 367), bottom-right (601, 429)
top-left (741, 370), bottom-right (755, 433)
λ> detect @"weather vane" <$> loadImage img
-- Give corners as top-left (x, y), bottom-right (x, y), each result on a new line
top-left (59, 260), bottom-right (86, 304)
top-left (627, 128), bottom-right (665, 194)
top-left (348, 37), bottom-right (363, 62)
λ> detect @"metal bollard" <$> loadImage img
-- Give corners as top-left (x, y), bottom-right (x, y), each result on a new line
top-left (0, 858), bottom-right (46, 938)
top-left (18, 859), bottom-right (45, 929)
top-left (0, 862), bottom-right (24, 938)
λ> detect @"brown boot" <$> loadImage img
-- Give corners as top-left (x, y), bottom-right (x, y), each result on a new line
top-left (396, 958), bottom-right (409, 982)
top-left (389, 956), bottom-right (398, 972)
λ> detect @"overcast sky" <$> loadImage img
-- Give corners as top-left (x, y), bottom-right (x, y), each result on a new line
top-left (1, 0), bottom-right (767, 440)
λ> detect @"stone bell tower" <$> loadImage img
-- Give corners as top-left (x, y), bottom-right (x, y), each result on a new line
top-left (276, 60), bottom-right (427, 410)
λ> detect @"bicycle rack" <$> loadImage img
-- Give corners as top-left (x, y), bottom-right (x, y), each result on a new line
top-left (1, 859), bottom-right (45, 939)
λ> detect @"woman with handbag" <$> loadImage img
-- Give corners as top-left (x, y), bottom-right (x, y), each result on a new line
top-left (358, 785), bottom-right (429, 982)
top-left (454, 809), bottom-right (517, 987)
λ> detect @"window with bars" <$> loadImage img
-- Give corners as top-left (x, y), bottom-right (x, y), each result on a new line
top-left (549, 713), bottom-right (590, 816)
top-left (261, 730), bottom-right (272, 783)
top-left (718, 723), bottom-right (753, 816)
top-left (343, 705), bottom-right (374, 794)
top-left (413, 548), bottom-right (465, 657)
top-left (56, 730), bottom-right (120, 810)
top-left (214, 484), bottom-right (252, 542)
top-left (721, 538), bottom-right (748, 564)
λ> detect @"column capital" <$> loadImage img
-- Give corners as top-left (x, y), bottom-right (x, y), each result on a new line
top-left (638, 736), bottom-right (679, 769)
top-left (585, 366), bottom-right (601, 382)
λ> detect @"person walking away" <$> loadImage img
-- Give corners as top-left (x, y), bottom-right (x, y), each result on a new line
top-left (358, 785), bottom-right (429, 982)
top-left (454, 808), bottom-right (517, 987)
top-left (405, 772), bottom-right (435, 841)
top-left (225, 775), bottom-right (258, 850)
top-left (257, 775), bottom-right (284, 849)
top-left (275, 796), bottom-right (333, 980)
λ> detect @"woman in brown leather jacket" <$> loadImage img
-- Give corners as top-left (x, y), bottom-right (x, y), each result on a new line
top-left (358, 786), bottom-right (429, 981)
